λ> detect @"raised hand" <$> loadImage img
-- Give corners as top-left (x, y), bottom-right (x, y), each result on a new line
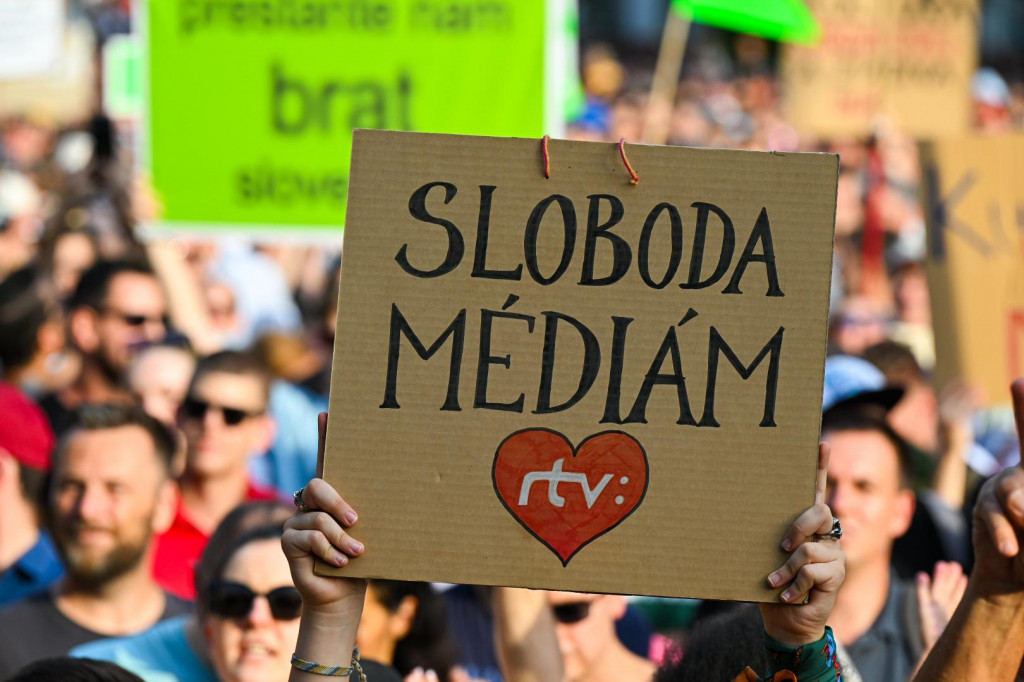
top-left (282, 413), bottom-right (367, 617)
top-left (759, 443), bottom-right (846, 647)
top-left (972, 379), bottom-right (1024, 587)
top-left (916, 561), bottom-right (968, 649)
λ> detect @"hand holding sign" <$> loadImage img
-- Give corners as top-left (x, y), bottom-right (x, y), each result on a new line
top-left (759, 443), bottom-right (845, 648)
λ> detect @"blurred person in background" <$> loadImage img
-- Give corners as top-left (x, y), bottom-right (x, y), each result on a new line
top-left (37, 222), bottom-right (101, 302)
top-left (7, 657), bottom-right (144, 682)
top-left (0, 383), bottom-right (62, 606)
top-left (126, 342), bottom-right (196, 426)
top-left (0, 265), bottom-right (78, 396)
top-left (41, 260), bottom-right (169, 434)
top-left (544, 591), bottom-right (656, 682)
top-left (0, 169), bottom-right (44, 279)
top-left (72, 500), bottom-right (295, 682)
top-left (972, 67), bottom-right (1014, 133)
top-left (0, 404), bottom-right (188, 678)
top-left (250, 333), bottom-right (328, 497)
top-left (359, 580), bottom-right (461, 680)
top-left (153, 351), bottom-right (278, 599)
top-left (827, 295), bottom-right (894, 357)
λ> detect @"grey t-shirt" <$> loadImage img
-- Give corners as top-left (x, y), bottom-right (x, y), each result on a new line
top-left (844, 576), bottom-right (924, 682)
top-left (0, 589), bottom-right (191, 679)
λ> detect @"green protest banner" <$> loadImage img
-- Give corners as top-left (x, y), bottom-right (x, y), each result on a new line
top-left (140, 0), bottom-right (577, 238)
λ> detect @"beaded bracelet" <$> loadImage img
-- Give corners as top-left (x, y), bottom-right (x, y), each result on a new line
top-left (290, 647), bottom-right (367, 680)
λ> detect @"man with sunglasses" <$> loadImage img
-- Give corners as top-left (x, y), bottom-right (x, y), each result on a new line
top-left (0, 404), bottom-right (190, 679)
top-left (40, 260), bottom-right (170, 435)
top-left (545, 592), bottom-right (656, 682)
top-left (153, 350), bottom-right (279, 599)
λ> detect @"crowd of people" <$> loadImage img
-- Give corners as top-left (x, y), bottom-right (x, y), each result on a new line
top-left (2, 2), bottom-right (1024, 681)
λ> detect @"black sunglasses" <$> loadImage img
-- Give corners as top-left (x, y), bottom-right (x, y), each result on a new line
top-left (182, 397), bottom-right (260, 426)
top-left (207, 581), bottom-right (302, 620)
top-left (552, 600), bottom-right (596, 624)
top-left (101, 307), bottom-right (170, 329)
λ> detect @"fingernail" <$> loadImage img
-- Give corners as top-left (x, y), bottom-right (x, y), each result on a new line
top-left (767, 572), bottom-right (781, 587)
top-left (781, 538), bottom-right (793, 552)
top-left (351, 541), bottom-right (364, 554)
top-left (780, 589), bottom-right (793, 602)
top-left (344, 511), bottom-right (358, 525)
top-left (1000, 541), bottom-right (1016, 556)
top-left (334, 552), bottom-right (347, 566)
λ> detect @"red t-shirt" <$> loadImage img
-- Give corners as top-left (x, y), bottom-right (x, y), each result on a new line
top-left (152, 481), bottom-right (280, 599)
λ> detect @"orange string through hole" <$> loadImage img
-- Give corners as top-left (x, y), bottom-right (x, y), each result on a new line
top-left (618, 138), bottom-right (639, 185)
top-left (541, 135), bottom-right (551, 179)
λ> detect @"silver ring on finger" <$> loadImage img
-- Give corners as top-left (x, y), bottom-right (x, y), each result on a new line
top-left (293, 488), bottom-right (311, 513)
top-left (814, 517), bottom-right (842, 542)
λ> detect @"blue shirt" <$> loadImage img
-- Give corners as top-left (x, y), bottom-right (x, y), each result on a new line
top-left (71, 615), bottom-right (216, 682)
top-left (0, 533), bottom-right (63, 607)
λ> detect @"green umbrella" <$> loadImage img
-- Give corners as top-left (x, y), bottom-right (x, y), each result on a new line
top-left (671, 0), bottom-right (820, 45)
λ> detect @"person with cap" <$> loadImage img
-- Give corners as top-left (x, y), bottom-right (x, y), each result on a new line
top-left (820, 355), bottom-right (966, 681)
top-left (0, 382), bottom-right (63, 606)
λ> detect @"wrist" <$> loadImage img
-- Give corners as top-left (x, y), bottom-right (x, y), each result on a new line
top-left (764, 626), bottom-right (841, 681)
top-left (764, 626), bottom-right (826, 650)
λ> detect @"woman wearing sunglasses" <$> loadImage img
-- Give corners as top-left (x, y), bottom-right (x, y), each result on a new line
top-left (284, 416), bottom-right (845, 682)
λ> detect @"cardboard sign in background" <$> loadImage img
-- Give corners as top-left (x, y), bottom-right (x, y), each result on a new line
top-left (322, 130), bottom-right (838, 601)
top-left (921, 134), bottom-right (1024, 407)
top-left (141, 0), bottom-right (575, 237)
top-left (782, 0), bottom-right (977, 139)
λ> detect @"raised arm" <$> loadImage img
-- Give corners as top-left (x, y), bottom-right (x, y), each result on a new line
top-left (283, 413), bottom-right (368, 681)
top-left (913, 379), bottom-right (1024, 682)
top-left (492, 587), bottom-right (564, 682)
top-left (756, 443), bottom-right (845, 681)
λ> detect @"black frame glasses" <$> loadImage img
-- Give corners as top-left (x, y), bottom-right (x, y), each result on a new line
top-left (206, 581), bottom-right (302, 621)
top-left (182, 397), bottom-right (261, 426)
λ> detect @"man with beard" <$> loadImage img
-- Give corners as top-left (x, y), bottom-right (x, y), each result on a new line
top-left (0, 404), bottom-right (190, 678)
top-left (39, 261), bottom-right (169, 435)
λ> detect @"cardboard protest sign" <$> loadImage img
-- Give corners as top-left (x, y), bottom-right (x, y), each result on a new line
top-left (782, 0), bottom-right (978, 139)
top-left (140, 0), bottom-right (576, 238)
top-left (921, 134), bottom-right (1024, 407)
top-left (321, 131), bottom-right (838, 601)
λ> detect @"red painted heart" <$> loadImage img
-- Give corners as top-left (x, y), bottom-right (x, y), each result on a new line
top-left (492, 429), bottom-right (649, 565)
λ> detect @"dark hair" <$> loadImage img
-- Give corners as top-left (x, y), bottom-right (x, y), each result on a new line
top-left (863, 340), bottom-right (923, 386)
top-left (8, 657), bottom-right (144, 682)
top-left (654, 605), bottom-right (766, 682)
top-left (195, 502), bottom-right (293, 616)
top-left (821, 406), bottom-right (914, 489)
top-left (369, 580), bottom-right (460, 678)
top-left (0, 266), bottom-right (56, 370)
top-left (189, 350), bottom-right (272, 404)
top-left (68, 260), bottom-right (156, 312)
top-left (56, 404), bottom-right (177, 477)
top-left (18, 462), bottom-right (49, 512)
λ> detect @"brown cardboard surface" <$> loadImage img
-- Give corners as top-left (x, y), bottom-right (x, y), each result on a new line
top-left (320, 130), bottom-right (838, 601)
top-left (921, 134), bottom-right (1024, 407)
top-left (782, 0), bottom-right (977, 139)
